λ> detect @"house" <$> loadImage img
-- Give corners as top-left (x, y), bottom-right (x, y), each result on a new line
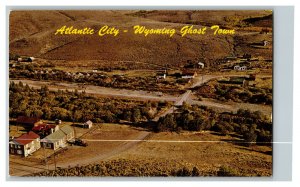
top-left (198, 62), bottom-right (205, 69)
top-left (41, 130), bottom-right (67, 150)
top-left (16, 116), bottom-right (43, 128)
top-left (9, 131), bottom-right (41, 157)
top-left (41, 125), bottom-right (74, 150)
top-left (234, 65), bottom-right (247, 71)
top-left (17, 57), bottom-right (34, 62)
top-left (32, 123), bottom-right (59, 138)
top-left (77, 120), bottom-right (93, 129)
top-left (262, 40), bottom-right (269, 46)
top-left (181, 70), bottom-right (197, 79)
top-left (156, 70), bottom-right (167, 80)
top-left (60, 125), bottom-right (75, 141)
top-left (156, 73), bottom-right (166, 79)
top-left (184, 60), bottom-right (204, 69)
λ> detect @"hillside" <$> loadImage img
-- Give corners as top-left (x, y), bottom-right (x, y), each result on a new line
top-left (9, 10), bottom-right (272, 67)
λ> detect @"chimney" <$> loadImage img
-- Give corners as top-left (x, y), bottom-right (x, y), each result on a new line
top-left (51, 128), bottom-right (54, 134)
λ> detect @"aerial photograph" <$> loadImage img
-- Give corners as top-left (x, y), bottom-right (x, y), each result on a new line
top-left (8, 10), bottom-right (273, 177)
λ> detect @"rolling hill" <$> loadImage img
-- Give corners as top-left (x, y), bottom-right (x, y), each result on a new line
top-left (9, 10), bottom-right (273, 67)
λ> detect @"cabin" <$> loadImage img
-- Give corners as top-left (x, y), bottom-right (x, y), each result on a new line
top-left (77, 120), bottom-right (93, 129)
top-left (156, 69), bottom-right (167, 80)
top-left (156, 72), bottom-right (166, 79)
top-left (41, 125), bottom-right (74, 150)
top-left (184, 60), bottom-right (204, 69)
top-left (198, 62), bottom-right (205, 69)
top-left (17, 57), bottom-right (34, 62)
top-left (9, 131), bottom-right (41, 157)
top-left (234, 65), bottom-right (247, 71)
top-left (262, 40), bottom-right (269, 46)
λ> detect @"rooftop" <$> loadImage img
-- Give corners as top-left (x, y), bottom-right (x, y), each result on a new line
top-left (14, 131), bottom-right (40, 145)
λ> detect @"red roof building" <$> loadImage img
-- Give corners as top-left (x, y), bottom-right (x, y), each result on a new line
top-left (32, 124), bottom-right (57, 132)
top-left (9, 131), bottom-right (41, 157)
top-left (32, 124), bottom-right (59, 138)
top-left (14, 131), bottom-right (40, 145)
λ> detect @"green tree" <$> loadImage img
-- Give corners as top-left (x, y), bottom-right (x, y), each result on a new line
top-left (132, 108), bottom-right (141, 123)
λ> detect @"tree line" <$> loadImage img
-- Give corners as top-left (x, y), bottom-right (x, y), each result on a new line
top-left (9, 81), bottom-right (164, 123)
top-left (156, 103), bottom-right (272, 146)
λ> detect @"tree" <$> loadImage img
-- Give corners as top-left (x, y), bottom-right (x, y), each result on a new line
top-left (157, 114), bottom-right (177, 132)
top-left (192, 167), bottom-right (200, 176)
top-left (243, 131), bottom-right (257, 147)
top-left (73, 110), bottom-right (83, 122)
top-left (123, 110), bottom-right (132, 121)
top-left (132, 108), bottom-right (141, 123)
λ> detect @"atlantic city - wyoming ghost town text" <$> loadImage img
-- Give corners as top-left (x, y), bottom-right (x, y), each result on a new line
top-left (54, 25), bottom-right (235, 37)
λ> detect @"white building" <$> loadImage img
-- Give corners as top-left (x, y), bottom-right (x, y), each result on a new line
top-left (234, 65), bottom-right (247, 71)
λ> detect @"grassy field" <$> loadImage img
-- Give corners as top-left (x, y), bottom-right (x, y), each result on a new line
top-left (108, 130), bottom-right (272, 176)
top-left (15, 123), bottom-right (272, 177)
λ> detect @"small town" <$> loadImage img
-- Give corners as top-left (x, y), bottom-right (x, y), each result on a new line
top-left (9, 10), bottom-right (273, 177)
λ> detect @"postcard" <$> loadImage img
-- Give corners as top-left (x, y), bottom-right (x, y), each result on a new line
top-left (9, 10), bottom-right (273, 177)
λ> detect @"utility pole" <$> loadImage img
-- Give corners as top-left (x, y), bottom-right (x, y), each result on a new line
top-left (53, 149), bottom-right (57, 171)
top-left (43, 145), bottom-right (49, 171)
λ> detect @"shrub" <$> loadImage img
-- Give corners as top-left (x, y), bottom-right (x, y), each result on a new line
top-left (217, 165), bottom-right (239, 176)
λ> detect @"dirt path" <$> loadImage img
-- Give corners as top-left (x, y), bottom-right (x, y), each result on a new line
top-left (188, 98), bottom-right (272, 115)
top-left (10, 79), bottom-right (178, 102)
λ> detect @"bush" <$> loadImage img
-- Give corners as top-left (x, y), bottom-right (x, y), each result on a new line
top-left (243, 131), bottom-right (257, 147)
top-left (217, 165), bottom-right (239, 176)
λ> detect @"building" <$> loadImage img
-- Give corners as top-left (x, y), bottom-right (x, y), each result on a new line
top-left (32, 123), bottom-right (59, 138)
top-left (234, 65), bottom-right (247, 71)
top-left (156, 70), bottom-right (167, 80)
top-left (9, 131), bottom-right (41, 157)
top-left (41, 130), bottom-right (67, 150)
top-left (41, 125), bottom-right (74, 150)
top-left (60, 125), bottom-right (75, 141)
top-left (262, 40), bottom-right (269, 46)
top-left (156, 73), bottom-right (166, 79)
top-left (17, 57), bottom-right (34, 62)
top-left (16, 116), bottom-right (43, 128)
top-left (182, 71), bottom-right (197, 79)
top-left (77, 120), bottom-right (93, 129)
top-left (198, 62), bottom-right (205, 69)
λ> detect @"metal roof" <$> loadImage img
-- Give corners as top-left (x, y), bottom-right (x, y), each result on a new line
top-left (60, 125), bottom-right (74, 135)
top-left (42, 130), bottom-right (65, 143)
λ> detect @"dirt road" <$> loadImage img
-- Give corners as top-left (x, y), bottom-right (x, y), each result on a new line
top-left (10, 79), bottom-right (178, 102)
top-left (188, 98), bottom-right (272, 116)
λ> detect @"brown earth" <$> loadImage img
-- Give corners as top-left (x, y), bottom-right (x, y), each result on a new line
top-left (9, 10), bottom-right (272, 67)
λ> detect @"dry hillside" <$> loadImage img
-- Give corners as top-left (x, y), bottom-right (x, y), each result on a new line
top-left (9, 10), bottom-right (272, 67)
